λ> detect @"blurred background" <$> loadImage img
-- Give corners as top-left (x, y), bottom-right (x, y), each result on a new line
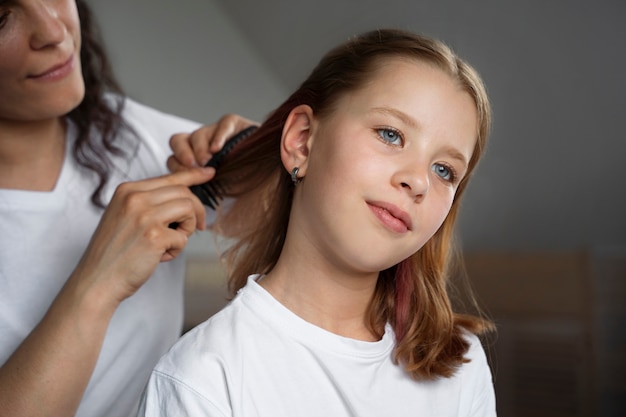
top-left (84, 1), bottom-right (625, 415)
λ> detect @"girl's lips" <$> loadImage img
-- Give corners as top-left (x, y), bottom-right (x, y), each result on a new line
top-left (367, 201), bottom-right (413, 233)
top-left (29, 54), bottom-right (75, 81)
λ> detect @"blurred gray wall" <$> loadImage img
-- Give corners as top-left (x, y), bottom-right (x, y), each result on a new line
top-left (85, 0), bottom-right (287, 122)
top-left (85, 0), bottom-right (626, 255)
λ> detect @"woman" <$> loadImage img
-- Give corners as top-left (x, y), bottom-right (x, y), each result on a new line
top-left (0, 1), bottom-right (252, 416)
top-left (140, 29), bottom-right (496, 416)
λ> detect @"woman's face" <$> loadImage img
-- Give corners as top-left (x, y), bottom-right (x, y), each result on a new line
top-left (0, 0), bottom-right (84, 123)
top-left (292, 58), bottom-right (478, 275)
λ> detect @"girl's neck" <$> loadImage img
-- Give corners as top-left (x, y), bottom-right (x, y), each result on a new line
top-left (260, 246), bottom-right (381, 342)
top-left (0, 117), bottom-right (67, 191)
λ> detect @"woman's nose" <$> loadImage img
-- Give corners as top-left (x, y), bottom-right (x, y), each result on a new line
top-left (29, 2), bottom-right (67, 50)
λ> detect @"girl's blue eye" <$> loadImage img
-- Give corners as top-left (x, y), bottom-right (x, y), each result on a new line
top-left (432, 163), bottom-right (453, 182)
top-left (376, 128), bottom-right (402, 145)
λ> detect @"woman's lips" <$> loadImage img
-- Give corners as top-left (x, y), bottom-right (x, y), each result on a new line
top-left (367, 201), bottom-right (412, 233)
top-left (29, 54), bottom-right (75, 81)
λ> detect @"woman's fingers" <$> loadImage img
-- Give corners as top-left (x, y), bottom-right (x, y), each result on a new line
top-left (169, 132), bottom-right (199, 168)
top-left (75, 168), bottom-right (216, 301)
top-left (116, 165), bottom-right (213, 193)
top-left (169, 114), bottom-right (259, 170)
top-left (166, 154), bottom-right (186, 173)
top-left (203, 113), bottom-right (258, 154)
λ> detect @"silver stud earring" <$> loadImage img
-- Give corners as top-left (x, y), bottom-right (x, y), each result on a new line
top-left (291, 167), bottom-right (301, 185)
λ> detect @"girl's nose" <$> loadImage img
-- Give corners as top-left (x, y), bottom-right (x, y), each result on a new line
top-left (29, 2), bottom-right (67, 50)
top-left (394, 163), bottom-right (430, 202)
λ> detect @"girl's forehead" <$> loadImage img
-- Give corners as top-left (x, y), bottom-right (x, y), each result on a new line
top-left (367, 55), bottom-right (447, 79)
top-left (337, 59), bottom-right (465, 109)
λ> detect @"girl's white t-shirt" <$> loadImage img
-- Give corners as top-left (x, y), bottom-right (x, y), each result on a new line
top-left (139, 275), bottom-right (497, 417)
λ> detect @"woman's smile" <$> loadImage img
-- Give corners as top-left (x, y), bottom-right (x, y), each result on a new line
top-left (28, 53), bottom-right (75, 81)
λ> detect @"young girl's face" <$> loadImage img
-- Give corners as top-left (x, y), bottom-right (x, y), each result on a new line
top-left (295, 58), bottom-right (478, 275)
top-left (0, 0), bottom-right (84, 122)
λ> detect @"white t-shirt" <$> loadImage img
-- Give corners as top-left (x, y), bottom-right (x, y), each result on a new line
top-left (0, 97), bottom-right (201, 417)
top-left (139, 275), bottom-right (497, 417)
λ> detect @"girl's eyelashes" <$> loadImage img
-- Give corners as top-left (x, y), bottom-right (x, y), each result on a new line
top-left (432, 162), bottom-right (458, 183)
top-left (376, 127), bottom-right (403, 146)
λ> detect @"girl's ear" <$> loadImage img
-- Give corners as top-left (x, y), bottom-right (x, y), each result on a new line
top-left (280, 104), bottom-right (315, 176)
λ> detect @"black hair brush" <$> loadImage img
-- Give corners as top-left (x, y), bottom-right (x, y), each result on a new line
top-left (169, 125), bottom-right (257, 229)
top-left (190, 125), bottom-right (258, 209)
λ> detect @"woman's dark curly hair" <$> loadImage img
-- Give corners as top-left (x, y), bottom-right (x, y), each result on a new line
top-left (67, 0), bottom-right (134, 208)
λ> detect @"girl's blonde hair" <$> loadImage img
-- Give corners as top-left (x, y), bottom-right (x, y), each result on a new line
top-left (212, 28), bottom-right (493, 380)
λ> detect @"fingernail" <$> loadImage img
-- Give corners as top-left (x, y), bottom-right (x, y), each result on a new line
top-left (185, 155), bottom-right (199, 167)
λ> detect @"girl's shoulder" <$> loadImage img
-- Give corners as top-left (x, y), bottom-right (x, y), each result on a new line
top-left (460, 330), bottom-right (491, 369)
top-left (155, 291), bottom-right (248, 374)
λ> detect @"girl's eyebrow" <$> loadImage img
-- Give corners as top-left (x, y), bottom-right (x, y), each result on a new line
top-left (369, 107), bottom-right (419, 130)
top-left (441, 145), bottom-right (469, 169)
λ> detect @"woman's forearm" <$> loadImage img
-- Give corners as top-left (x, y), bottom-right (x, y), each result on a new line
top-left (0, 271), bottom-right (117, 417)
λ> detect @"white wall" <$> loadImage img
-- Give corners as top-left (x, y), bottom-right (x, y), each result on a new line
top-left (84, 0), bottom-right (288, 257)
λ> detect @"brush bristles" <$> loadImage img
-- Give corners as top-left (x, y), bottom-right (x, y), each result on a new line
top-left (190, 125), bottom-right (258, 209)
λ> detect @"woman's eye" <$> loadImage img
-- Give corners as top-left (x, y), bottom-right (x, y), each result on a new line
top-left (432, 163), bottom-right (454, 182)
top-left (0, 12), bottom-right (9, 30)
top-left (376, 128), bottom-right (402, 146)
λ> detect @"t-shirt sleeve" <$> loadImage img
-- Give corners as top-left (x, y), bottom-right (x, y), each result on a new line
top-left (137, 370), bottom-right (229, 417)
top-left (466, 336), bottom-right (497, 416)
top-left (122, 97), bottom-right (202, 155)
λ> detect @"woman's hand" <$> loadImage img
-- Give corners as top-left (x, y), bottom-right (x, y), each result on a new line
top-left (168, 113), bottom-right (258, 172)
top-left (0, 167), bottom-right (215, 417)
top-left (72, 167), bottom-right (215, 304)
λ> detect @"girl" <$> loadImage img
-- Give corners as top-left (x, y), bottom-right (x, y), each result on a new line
top-left (140, 28), bottom-right (495, 416)
top-left (0, 1), bottom-right (251, 416)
